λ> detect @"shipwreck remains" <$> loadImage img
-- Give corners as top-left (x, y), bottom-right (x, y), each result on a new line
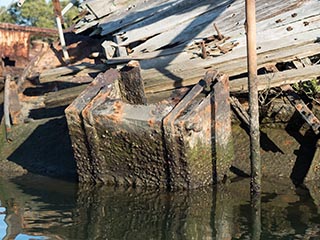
top-left (0, 23), bottom-right (57, 68)
top-left (65, 64), bottom-right (233, 189)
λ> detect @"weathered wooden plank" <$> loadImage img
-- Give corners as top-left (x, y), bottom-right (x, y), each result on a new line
top-left (44, 84), bottom-right (89, 108)
top-left (74, 20), bottom-right (99, 34)
top-left (39, 63), bottom-right (108, 83)
top-left (9, 81), bottom-right (22, 125)
top-left (85, 0), bottom-right (140, 19)
top-left (281, 84), bottom-right (320, 134)
top-left (113, 35), bottom-right (127, 57)
top-left (19, 42), bottom-right (48, 90)
top-left (132, 0), bottom-right (320, 55)
top-left (232, 64), bottom-right (320, 93)
top-left (141, 38), bottom-right (320, 93)
top-left (99, 0), bottom-right (171, 35)
top-left (119, 0), bottom-right (232, 46)
top-left (144, 63), bottom-right (320, 94)
top-left (131, 1), bottom-right (231, 54)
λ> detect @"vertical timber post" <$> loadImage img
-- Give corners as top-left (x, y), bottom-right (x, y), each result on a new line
top-left (245, 0), bottom-right (261, 194)
top-left (246, 1), bottom-right (262, 239)
top-left (119, 60), bottom-right (147, 105)
top-left (211, 73), bottom-right (234, 183)
top-left (53, 0), bottom-right (70, 63)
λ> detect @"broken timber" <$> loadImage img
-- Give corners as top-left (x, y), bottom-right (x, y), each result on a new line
top-left (71, 0), bottom-right (320, 95)
top-left (66, 67), bottom-right (234, 189)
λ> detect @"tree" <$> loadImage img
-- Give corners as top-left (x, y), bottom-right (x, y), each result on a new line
top-left (0, 0), bottom-right (79, 29)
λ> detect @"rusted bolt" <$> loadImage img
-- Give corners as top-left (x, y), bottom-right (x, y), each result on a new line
top-left (185, 121), bottom-right (202, 132)
top-left (286, 26), bottom-right (293, 31)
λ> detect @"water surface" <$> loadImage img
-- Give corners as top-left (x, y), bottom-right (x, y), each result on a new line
top-left (0, 174), bottom-right (319, 239)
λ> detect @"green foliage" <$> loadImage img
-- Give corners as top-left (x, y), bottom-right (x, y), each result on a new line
top-left (0, 0), bottom-right (79, 29)
top-left (0, 6), bottom-right (15, 23)
top-left (293, 79), bottom-right (320, 98)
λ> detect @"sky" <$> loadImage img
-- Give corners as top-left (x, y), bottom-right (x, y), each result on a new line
top-left (0, 0), bottom-right (16, 7)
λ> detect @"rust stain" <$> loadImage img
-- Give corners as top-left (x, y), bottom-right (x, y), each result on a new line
top-left (148, 118), bottom-right (156, 127)
top-left (0, 23), bottom-right (57, 67)
top-left (106, 100), bottom-right (124, 123)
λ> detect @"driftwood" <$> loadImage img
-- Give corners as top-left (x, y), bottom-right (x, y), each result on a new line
top-left (119, 61), bottom-right (147, 105)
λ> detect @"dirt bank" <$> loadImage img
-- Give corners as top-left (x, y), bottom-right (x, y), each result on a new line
top-left (0, 109), bottom-right (76, 180)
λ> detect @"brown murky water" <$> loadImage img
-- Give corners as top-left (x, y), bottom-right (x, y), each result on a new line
top-left (0, 174), bottom-right (319, 239)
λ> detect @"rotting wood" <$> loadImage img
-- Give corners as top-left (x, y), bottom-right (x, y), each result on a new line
top-left (4, 75), bottom-right (12, 142)
top-left (39, 63), bottom-right (108, 83)
top-left (246, 0), bottom-right (261, 194)
top-left (117, 0), bottom-right (234, 47)
top-left (281, 57), bottom-right (320, 135)
top-left (281, 85), bottom-right (320, 135)
top-left (44, 84), bottom-right (89, 108)
top-left (142, 41), bottom-right (320, 94)
top-left (92, 0), bottom-right (169, 36)
top-left (113, 35), bottom-right (128, 57)
top-left (229, 64), bottom-right (320, 93)
top-left (84, 0), bottom-right (141, 19)
top-left (230, 96), bottom-right (250, 126)
top-left (119, 60), bottom-right (147, 105)
top-left (96, 0), bottom-right (317, 55)
top-left (101, 40), bottom-right (117, 59)
top-left (9, 81), bottom-right (22, 125)
top-left (18, 42), bottom-right (48, 91)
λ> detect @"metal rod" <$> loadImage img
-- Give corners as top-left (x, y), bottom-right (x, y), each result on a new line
top-left (62, 0), bottom-right (77, 16)
top-left (17, 0), bottom-right (26, 7)
top-left (56, 16), bottom-right (70, 63)
top-left (245, 0), bottom-right (261, 194)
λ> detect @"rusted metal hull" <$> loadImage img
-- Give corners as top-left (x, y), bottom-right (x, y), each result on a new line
top-left (0, 23), bottom-right (57, 68)
top-left (66, 69), bottom-right (234, 189)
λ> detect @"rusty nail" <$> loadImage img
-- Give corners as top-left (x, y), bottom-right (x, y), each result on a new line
top-left (213, 23), bottom-right (224, 40)
top-left (200, 41), bottom-right (207, 59)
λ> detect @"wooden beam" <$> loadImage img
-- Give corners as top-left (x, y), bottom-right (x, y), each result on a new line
top-left (39, 63), bottom-right (108, 83)
top-left (19, 42), bottom-right (48, 90)
top-left (44, 84), bottom-right (89, 108)
top-left (119, 61), bottom-right (147, 105)
top-left (246, 0), bottom-right (261, 194)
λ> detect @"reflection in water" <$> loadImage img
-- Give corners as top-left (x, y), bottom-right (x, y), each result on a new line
top-left (0, 175), bottom-right (319, 239)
